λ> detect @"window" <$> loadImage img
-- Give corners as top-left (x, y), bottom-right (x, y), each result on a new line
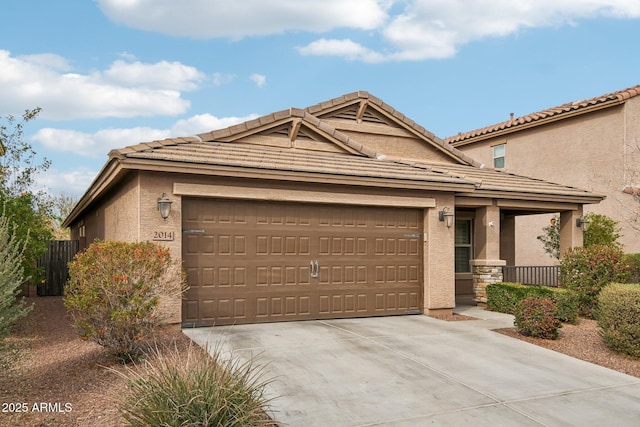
top-left (455, 219), bottom-right (473, 273)
top-left (492, 143), bottom-right (505, 168)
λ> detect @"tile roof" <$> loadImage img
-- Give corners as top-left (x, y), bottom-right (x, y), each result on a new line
top-left (446, 84), bottom-right (640, 145)
top-left (113, 138), bottom-right (602, 203)
top-left (64, 91), bottom-right (605, 228)
top-left (116, 139), bottom-right (474, 190)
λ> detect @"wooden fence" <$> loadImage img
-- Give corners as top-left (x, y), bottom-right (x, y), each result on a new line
top-left (37, 240), bottom-right (80, 296)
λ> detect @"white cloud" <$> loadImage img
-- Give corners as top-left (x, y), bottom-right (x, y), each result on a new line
top-left (171, 113), bottom-right (260, 136)
top-left (37, 166), bottom-right (99, 196)
top-left (212, 72), bottom-right (236, 86)
top-left (32, 113), bottom-right (259, 157)
top-left (250, 73), bottom-right (266, 88)
top-left (33, 127), bottom-right (171, 157)
top-left (101, 59), bottom-right (205, 91)
top-left (298, 38), bottom-right (385, 63)
top-left (96, 0), bottom-right (389, 38)
top-left (301, 0), bottom-right (640, 61)
top-left (19, 53), bottom-right (72, 71)
top-left (388, 0), bottom-right (640, 60)
top-left (0, 50), bottom-right (196, 120)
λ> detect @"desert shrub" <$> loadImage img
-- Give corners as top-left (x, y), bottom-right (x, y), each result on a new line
top-left (64, 240), bottom-right (183, 362)
top-left (625, 253), bottom-right (640, 283)
top-left (486, 282), bottom-right (578, 324)
top-left (558, 245), bottom-right (630, 318)
top-left (0, 214), bottom-right (31, 340)
top-left (117, 343), bottom-right (274, 427)
top-left (514, 296), bottom-right (561, 339)
top-left (597, 283), bottom-right (640, 359)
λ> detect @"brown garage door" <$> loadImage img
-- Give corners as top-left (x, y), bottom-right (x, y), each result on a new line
top-left (182, 198), bottom-right (423, 326)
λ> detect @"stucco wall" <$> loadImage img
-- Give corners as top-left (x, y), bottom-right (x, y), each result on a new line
top-left (103, 173), bottom-right (140, 243)
top-left (423, 193), bottom-right (456, 312)
top-left (456, 101), bottom-right (640, 264)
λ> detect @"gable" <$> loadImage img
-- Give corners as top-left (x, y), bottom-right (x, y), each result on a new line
top-left (216, 118), bottom-right (362, 155)
top-left (307, 93), bottom-right (471, 165)
top-left (195, 92), bottom-right (478, 166)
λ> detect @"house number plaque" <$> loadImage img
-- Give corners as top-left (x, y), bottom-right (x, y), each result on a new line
top-left (152, 231), bottom-right (175, 241)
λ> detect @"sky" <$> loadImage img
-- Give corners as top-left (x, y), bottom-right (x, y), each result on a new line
top-left (1, 0), bottom-right (640, 197)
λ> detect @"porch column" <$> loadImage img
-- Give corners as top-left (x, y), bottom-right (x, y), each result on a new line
top-left (471, 205), bottom-right (505, 304)
top-left (423, 195), bottom-right (456, 316)
top-left (559, 207), bottom-right (584, 257)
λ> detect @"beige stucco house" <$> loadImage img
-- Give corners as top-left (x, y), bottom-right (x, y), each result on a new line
top-left (448, 85), bottom-right (640, 266)
top-left (63, 92), bottom-right (602, 326)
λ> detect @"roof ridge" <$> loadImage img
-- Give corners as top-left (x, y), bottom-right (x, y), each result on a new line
top-left (446, 84), bottom-right (640, 144)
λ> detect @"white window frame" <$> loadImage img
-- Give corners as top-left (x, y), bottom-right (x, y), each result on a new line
top-left (492, 143), bottom-right (506, 169)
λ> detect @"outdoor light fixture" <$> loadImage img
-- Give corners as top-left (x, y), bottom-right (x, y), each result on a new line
top-left (439, 207), bottom-right (454, 228)
top-left (157, 193), bottom-right (172, 220)
top-left (576, 216), bottom-right (591, 232)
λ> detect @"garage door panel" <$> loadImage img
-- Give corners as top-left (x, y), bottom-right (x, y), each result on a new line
top-left (182, 198), bottom-right (423, 325)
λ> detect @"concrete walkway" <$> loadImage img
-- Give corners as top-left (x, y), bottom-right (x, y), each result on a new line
top-left (183, 306), bottom-right (640, 426)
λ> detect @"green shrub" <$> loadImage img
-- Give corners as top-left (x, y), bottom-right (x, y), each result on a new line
top-left (597, 283), bottom-right (640, 359)
top-left (558, 245), bottom-right (630, 318)
top-left (486, 282), bottom-right (578, 324)
top-left (514, 296), bottom-right (561, 339)
top-left (625, 253), bottom-right (640, 283)
top-left (117, 343), bottom-right (274, 427)
top-left (0, 214), bottom-right (31, 340)
top-left (0, 191), bottom-right (54, 284)
top-left (64, 240), bottom-right (184, 362)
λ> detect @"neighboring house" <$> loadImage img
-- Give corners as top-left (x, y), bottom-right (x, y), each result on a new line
top-left (447, 85), bottom-right (640, 266)
top-left (62, 92), bottom-right (602, 326)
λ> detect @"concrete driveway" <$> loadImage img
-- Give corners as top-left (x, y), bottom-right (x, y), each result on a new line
top-left (183, 306), bottom-right (640, 426)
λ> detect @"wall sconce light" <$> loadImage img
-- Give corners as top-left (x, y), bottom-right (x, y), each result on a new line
top-left (157, 193), bottom-right (172, 220)
top-left (576, 216), bottom-right (591, 232)
top-left (439, 207), bottom-right (454, 228)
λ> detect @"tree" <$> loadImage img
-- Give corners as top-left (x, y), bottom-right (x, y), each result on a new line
top-left (50, 193), bottom-right (78, 240)
top-left (537, 216), bottom-right (560, 259)
top-left (583, 213), bottom-right (622, 248)
top-left (537, 213), bottom-right (622, 259)
top-left (0, 108), bottom-right (51, 194)
top-left (0, 191), bottom-right (53, 282)
top-left (0, 108), bottom-right (54, 283)
top-left (0, 213), bottom-right (30, 339)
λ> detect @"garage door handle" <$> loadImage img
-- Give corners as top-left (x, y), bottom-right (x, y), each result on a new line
top-left (310, 260), bottom-right (319, 278)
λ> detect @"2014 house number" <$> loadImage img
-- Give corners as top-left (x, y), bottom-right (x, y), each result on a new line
top-left (152, 231), bottom-right (174, 241)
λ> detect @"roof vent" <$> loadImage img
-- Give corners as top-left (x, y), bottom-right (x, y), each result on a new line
top-left (509, 112), bottom-right (514, 121)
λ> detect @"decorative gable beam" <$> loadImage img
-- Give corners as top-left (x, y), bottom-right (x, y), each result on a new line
top-left (356, 100), bottom-right (368, 123)
top-left (289, 118), bottom-right (302, 143)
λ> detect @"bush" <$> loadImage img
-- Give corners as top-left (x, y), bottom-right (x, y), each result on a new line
top-left (0, 191), bottom-right (53, 284)
top-left (625, 253), bottom-right (640, 283)
top-left (514, 296), bottom-right (561, 339)
top-left (597, 283), bottom-right (640, 359)
top-left (486, 282), bottom-right (578, 324)
top-left (558, 245), bottom-right (630, 318)
top-left (117, 343), bottom-right (274, 426)
top-left (64, 241), bottom-right (183, 362)
top-left (0, 214), bottom-right (31, 340)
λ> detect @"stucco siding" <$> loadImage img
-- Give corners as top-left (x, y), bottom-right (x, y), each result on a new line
top-left (103, 173), bottom-right (140, 243)
top-left (457, 104), bottom-right (640, 264)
